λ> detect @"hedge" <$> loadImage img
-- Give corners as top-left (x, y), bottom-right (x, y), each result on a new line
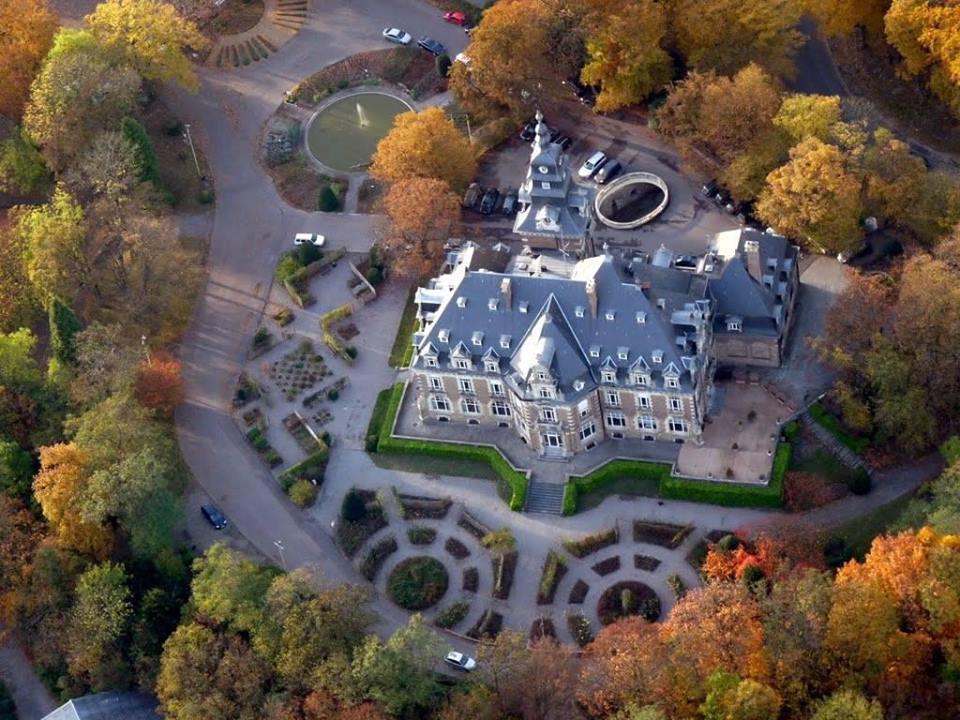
top-left (374, 383), bottom-right (528, 511)
top-left (563, 459), bottom-right (673, 515)
top-left (278, 445), bottom-right (330, 491)
top-left (366, 387), bottom-right (394, 452)
top-left (660, 442), bottom-right (789, 508)
top-left (320, 303), bottom-right (355, 364)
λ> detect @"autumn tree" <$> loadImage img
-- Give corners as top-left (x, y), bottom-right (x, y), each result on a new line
top-left (810, 690), bottom-right (884, 720)
top-left (773, 94), bottom-right (843, 142)
top-left (0, 128), bottom-right (50, 196)
top-left (67, 561), bottom-right (133, 689)
top-left (658, 65), bottom-right (782, 174)
top-left (756, 137), bottom-right (865, 254)
top-left (71, 323), bottom-right (145, 406)
top-left (862, 129), bottom-right (927, 223)
top-left (804, 0), bottom-right (890, 39)
top-left (370, 107), bottom-right (476, 192)
top-left (65, 130), bottom-right (143, 205)
top-left (190, 543), bottom-right (278, 633)
top-left (23, 30), bottom-right (141, 170)
top-left (0, 0), bottom-right (58, 119)
top-left (381, 178), bottom-right (460, 278)
top-left (135, 352), bottom-right (184, 417)
top-left (699, 670), bottom-right (782, 720)
top-left (0, 495), bottom-right (42, 597)
top-left (85, 0), bottom-right (209, 91)
top-left (579, 0), bottom-right (673, 112)
top-left (669, 0), bottom-right (804, 78)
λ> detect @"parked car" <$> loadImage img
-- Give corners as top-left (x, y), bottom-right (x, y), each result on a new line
top-left (445, 651), bottom-right (477, 672)
top-left (554, 134), bottom-right (573, 150)
top-left (520, 116), bottom-right (547, 141)
top-left (501, 190), bottom-right (518, 215)
top-left (701, 179), bottom-right (718, 197)
top-left (578, 151), bottom-right (608, 179)
top-left (443, 10), bottom-right (469, 25)
top-left (201, 504), bottom-right (227, 530)
top-left (594, 159), bottom-right (622, 184)
top-left (294, 232), bottom-right (325, 247)
top-left (417, 36), bottom-right (447, 55)
top-left (454, 52), bottom-right (471, 65)
top-left (463, 182), bottom-right (482, 209)
top-left (381, 27), bottom-right (411, 45)
top-left (480, 187), bottom-right (500, 215)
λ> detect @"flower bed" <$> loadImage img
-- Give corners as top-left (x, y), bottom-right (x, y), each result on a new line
top-left (399, 494), bottom-right (452, 520)
top-left (568, 579), bottom-right (590, 604)
top-left (529, 617), bottom-right (557, 642)
top-left (632, 520), bottom-right (693, 549)
top-left (591, 556), bottom-right (621, 577)
top-left (467, 609), bottom-right (503, 640)
top-left (278, 446), bottom-right (330, 491)
top-left (434, 600), bottom-right (470, 629)
top-left (563, 527), bottom-right (619, 559)
top-left (244, 426), bottom-right (282, 467)
top-left (462, 566), bottom-right (479, 592)
top-left (634, 554), bottom-right (661, 572)
top-left (360, 536), bottom-right (398, 581)
top-left (387, 556), bottom-right (449, 610)
top-left (536, 551), bottom-right (568, 605)
top-left (567, 613), bottom-right (593, 647)
top-left (445, 537), bottom-right (470, 559)
top-left (457, 510), bottom-right (489, 541)
top-left (320, 304), bottom-right (357, 365)
top-left (337, 489), bottom-right (388, 557)
top-left (597, 581), bottom-right (661, 625)
top-left (407, 526), bottom-right (437, 545)
top-left (491, 551), bottom-right (518, 601)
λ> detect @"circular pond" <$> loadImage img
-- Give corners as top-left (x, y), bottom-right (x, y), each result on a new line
top-left (387, 556), bottom-right (449, 610)
top-left (305, 92), bottom-right (412, 172)
top-left (594, 172), bottom-right (670, 229)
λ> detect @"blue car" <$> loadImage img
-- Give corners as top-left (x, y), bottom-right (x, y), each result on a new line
top-left (418, 36), bottom-right (447, 56)
top-left (201, 504), bottom-right (227, 530)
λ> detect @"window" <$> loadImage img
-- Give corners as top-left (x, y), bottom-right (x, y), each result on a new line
top-left (461, 398), bottom-right (480, 414)
top-left (485, 361), bottom-right (499, 373)
top-left (669, 396), bottom-right (683, 412)
top-left (665, 377), bottom-right (679, 389)
top-left (500, 335), bottom-right (511, 350)
top-left (637, 394), bottom-right (651, 409)
top-left (669, 418), bottom-right (688, 434)
top-left (424, 357), bottom-right (438, 368)
top-left (488, 298), bottom-right (498, 311)
top-left (605, 390), bottom-right (620, 407)
top-left (458, 378), bottom-right (475, 394)
top-left (578, 399), bottom-right (590, 418)
top-left (601, 370), bottom-right (616, 384)
top-left (605, 413), bottom-right (627, 428)
top-left (605, 311), bottom-right (615, 321)
top-left (491, 401), bottom-right (511, 417)
top-left (575, 306), bottom-right (585, 318)
top-left (538, 387), bottom-right (555, 399)
top-left (438, 329), bottom-right (449, 343)
top-left (589, 345), bottom-right (600, 358)
top-left (429, 396), bottom-right (451, 412)
top-left (453, 359), bottom-right (470, 370)
top-left (579, 421), bottom-right (596, 440)
top-left (490, 381), bottom-right (504, 397)
top-left (652, 350), bottom-right (663, 364)
top-left (456, 296), bottom-right (467, 308)
top-left (539, 406), bottom-right (557, 423)
top-left (635, 311), bottom-right (646, 324)
top-left (617, 348), bottom-right (628, 360)
top-left (632, 373), bottom-right (649, 386)
top-left (638, 415), bottom-right (657, 431)
top-left (472, 331), bottom-right (484, 346)
top-left (542, 181), bottom-right (552, 190)
top-left (429, 377), bottom-right (443, 391)
top-left (727, 319), bottom-right (742, 332)
top-left (537, 371), bottom-right (547, 381)
top-left (519, 301), bottom-right (529, 313)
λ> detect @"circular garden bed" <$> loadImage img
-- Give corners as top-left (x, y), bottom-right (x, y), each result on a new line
top-left (387, 556), bottom-right (449, 610)
top-left (597, 581), bottom-right (661, 625)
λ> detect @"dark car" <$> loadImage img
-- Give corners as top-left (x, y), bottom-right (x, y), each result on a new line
top-left (463, 182), bottom-right (482, 209)
top-left (417, 36), bottom-right (447, 55)
top-left (594, 159), bottom-right (622, 184)
top-left (701, 179), bottom-right (718, 197)
top-left (479, 187), bottom-right (499, 215)
top-left (554, 134), bottom-right (573, 150)
top-left (501, 190), bottom-right (518, 215)
top-left (201, 504), bottom-right (227, 530)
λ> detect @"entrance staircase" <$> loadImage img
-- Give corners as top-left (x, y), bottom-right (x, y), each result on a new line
top-left (525, 480), bottom-right (565, 515)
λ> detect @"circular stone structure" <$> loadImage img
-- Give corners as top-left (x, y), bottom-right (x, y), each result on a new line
top-left (387, 556), bottom-right (449, 610)
top-left (594, 172), bottom-right (670, 229)
top-left (305, 91), bottom-right (413, 173)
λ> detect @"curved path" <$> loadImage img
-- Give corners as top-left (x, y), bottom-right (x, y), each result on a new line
top-left (171, 0), bottom-right (945, 648)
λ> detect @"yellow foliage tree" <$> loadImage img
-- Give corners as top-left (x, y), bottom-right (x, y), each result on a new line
top-left (370, 107), bottom-right (476, 193)
top-left (33, 443), bottom-right (111, 557)
top-left (0, 0), bottom-right (58, 120)
top-left (580, 0), bottom-right (673, 112)
top-left (85, 0), bottom-right (209, 91)
top-left (773, 94), bottom-right (843, 142)
top-left (804, 0), bottom-right (890, 38)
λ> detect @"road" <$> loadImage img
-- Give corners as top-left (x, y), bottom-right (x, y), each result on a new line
top-left (0, 629), bottom-right (56, 720)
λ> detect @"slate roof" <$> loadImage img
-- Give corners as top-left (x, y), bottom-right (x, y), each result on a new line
top-left (43, 692), bottom-right (161, 720)
top-left (415, 255), bottom-right (705, 396)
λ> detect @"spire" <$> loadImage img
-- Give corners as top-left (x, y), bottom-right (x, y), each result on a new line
top-left (533, 109), bottom-right (549, 145)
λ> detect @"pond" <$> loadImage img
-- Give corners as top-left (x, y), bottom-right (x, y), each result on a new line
top-left (306, 92), bottom-right (412, 172)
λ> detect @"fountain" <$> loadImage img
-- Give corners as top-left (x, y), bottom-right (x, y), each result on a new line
top-left (305, 92), bottom-right (412, 172)
top-left (356, 102), bottom-right (370, 128)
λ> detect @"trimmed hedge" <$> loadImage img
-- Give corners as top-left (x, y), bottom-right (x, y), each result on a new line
top-left (278, 445), bottom-right (330, 492)
top-left (374, 383), bottom-right (528, 511)
top-left (366, 387), bottom-right (393, 452)
top-left (320, 303), bottom-right (355, 364)
top-left (563, 459), bottom-right (672, 515)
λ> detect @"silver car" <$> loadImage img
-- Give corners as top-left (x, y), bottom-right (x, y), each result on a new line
top-left (444, 651), bottom-right (477, 671)
top-left (382, 27), bottom-right (412, 45)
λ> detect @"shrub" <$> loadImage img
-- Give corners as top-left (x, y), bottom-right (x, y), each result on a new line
top-left (436, 53), bottom-right (452, 77)
top-left (345, 345), bottom-right (357, 359)
top-left (783, 420), bottom-right (801, 440)
top-left (273, 307), bottom-right (295, 326)
top-left (276, 253), bottom-right (301, 282)
top-left (407, 526), bottom-right (437, 545)
top-left (941, 436), bottom-right (960, 465)
top-left (253, 327), bottom-right (271, 348)
top-left (341, 489), bottom-right (368, 522)
top-left (121, 116), bottom-right (161, 185)
top-left (717, 534), bottom-right (740, 551)
top-left (632, 521), bottom-right (692, 549)
top-left (288, 478), bottom-right (317, 507)
top-left (388, 556), bottom-right (450, 610)
top-left (667, 573), bottom-right (687, 599)
top-left (318, 184), bottom-right (340, 211)
top-left (597, 581), bottom-right (660, 625)
top-left (297, 242), bottom-right (322, 265)
top-left (434, 600), bottom-right (470, 629)
top-left (660, 443), bottom-right (789, 508)
top-left (365, 266), bottom-right (383, 286)
top-left (566, 459), bottom-right (671, 513)
top-left (328, 388), bottom-right (339, 402)
top-left (849, 470), bottom-right (872, 495)
top-left (563, 527), bottom-right (619, 559)
top-left (809, 402), bottom-right (869, 454)
top-left (741, 563), bottom-right (765, 586)
top-left (360, 536), bottom-right (398, 580)
top-left (365, 387), bottom-right (394, 452)
top-left (568, 614), bottom-right (593, 647)
top-left (536, 551), bottom-right (567, 605)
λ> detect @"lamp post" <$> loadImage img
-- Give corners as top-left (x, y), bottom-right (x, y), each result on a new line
top-left (183, 123), bottom-right (202, 178)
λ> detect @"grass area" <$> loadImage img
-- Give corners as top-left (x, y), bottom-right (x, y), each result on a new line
top-left (829, 494), bottom-right (913, 560)
top-left (573, 473), bottom-right (661, 512)
top-left (143, 99), bottom-right (213, 211)
top-left (791, 449), bottom-right (851, 485)
top-left (266, 158), bottom-right (349, 212)
top-left (388, 286), bottom-right (419, 368)
top-left (809, 402), bottom-right (870, 455)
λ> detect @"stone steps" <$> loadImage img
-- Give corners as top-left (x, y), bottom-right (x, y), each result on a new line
top-left (208, 0), bottom-right (307, 67)
top-left (801, 413), bottom-right (868, 472)
top-left (525, 480), bottom-right (565, 515)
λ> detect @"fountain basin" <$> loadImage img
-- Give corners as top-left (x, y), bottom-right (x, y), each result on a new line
top-left (305, 91), bottom-right (413, 173)
top-left (594, 172), bottom-right (669, 229)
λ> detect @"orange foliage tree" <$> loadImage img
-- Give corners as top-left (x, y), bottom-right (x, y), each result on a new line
top-left (381, 178), bottom-right (461, 279)
top-left (0, 0), bottom-right (58, 119)
top-left (134, 351), bottom-right (184, 417)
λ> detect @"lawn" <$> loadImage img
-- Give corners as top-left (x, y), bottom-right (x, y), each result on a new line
top-left (575, 474), bottom-right (660, 511)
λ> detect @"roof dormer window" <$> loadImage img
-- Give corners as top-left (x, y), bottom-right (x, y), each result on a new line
top-left (601, 370), bottom-right (616, 383)
top-left (652, 350), bottom-right (663, 364)
top-left (727, 319), bottom-right (742, 332)
top-left (472, 331), bottom-right (484, 346)
top-left (575, 306), bottom-right (585, 318)
top-left (617, 348), bottom-right (629, 361)
top-left (456, 296), bottom-right (467, 308)
top-left (605, 310), bottom-right (615, 321)
top-left (485, 361), bottom-right (499, 373)
top-left (589, 345), bottom-right (600, 358)
top-left (488, 298), bottom-right (498, 311)
top-left (438, 329), bottom-right (450, 343)
top-left (636, 311), bottom-right (646, 324)
top-left (519, 301), bottom-right (529, 313)
top-left (500, 335), bottom-right (511, 350)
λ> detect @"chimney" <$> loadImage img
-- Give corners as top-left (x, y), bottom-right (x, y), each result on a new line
top-left (500, 277), bottom-right (512, 310)
top-left (585, 278), bottom-right (598, 318)
top-left (743, 239), bottom-right (762, 283)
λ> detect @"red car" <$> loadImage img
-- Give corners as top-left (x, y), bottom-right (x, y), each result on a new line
top-left (443, 11), bottom-right (468, 26)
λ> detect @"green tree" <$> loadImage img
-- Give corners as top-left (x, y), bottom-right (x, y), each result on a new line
top-left (86, 0), bottom-right (209, 91)
top-left (70, 323), bottom-right (145, 407)
top-left (902, 170), bottom-right (960, 244)
top-left (157, 623), bottom-right (269, 720)
top-left (14, 186), bottom-right (90, 302)
top-left (773, 94), bottom-right (843, 142)
top-left (48, 296), bottom-right (82, 367)
top-left (0, 438), bottom-right (34, 501)
top-left (810, 690), bottom-right (883, 720)
top-left (0, 328), bottom-right (41, 387)
top-left (756, 136), bottom-right (865, 254)
top-left (0, 128), bottom-right (49, 196)
top-left (67, 561), bottom-right (133, 689)
top-left (700, 670), bottom-right (783, 720)
top-left (352, 614), bottom-right (446, 718)
top-left (189, 543), bottom-right (277, 632)
top-left (610, 705), bottom-right (667, 720)
top-left (579, 0), bottom-right (673, 112)
top-left (120, 116), bottom-right (161, 185)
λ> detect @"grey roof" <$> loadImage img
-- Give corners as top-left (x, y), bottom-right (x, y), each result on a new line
top-left (43, 692), bottom-right (161, 720)
top-left (415, 256), bottom-right (701, 395)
